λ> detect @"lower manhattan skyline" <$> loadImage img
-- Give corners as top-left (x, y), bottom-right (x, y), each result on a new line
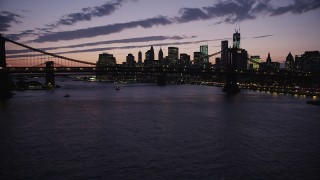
top-left (1, 1), bottom-right (320, 179)
top-left (1, 0), bottom-right (320, 64)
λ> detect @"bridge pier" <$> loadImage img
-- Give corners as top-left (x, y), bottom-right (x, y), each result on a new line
top-left (0, 70), bottom-right (13, 100)
top-left (223, 71), bottom-right (240, 94)
top-left (157, 69), bottom-right (167, 86)
top-left (0, 34), bottom-right (13, 100)
top-left (157, 73), bottom-right (167, 86)
top-left (45, 61), bottom-right (55, 88)
top-left (223, 48), bottom-right (240, 94)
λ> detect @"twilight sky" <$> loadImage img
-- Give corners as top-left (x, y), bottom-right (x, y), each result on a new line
top-left (1, 0), bottom-right (320, 64)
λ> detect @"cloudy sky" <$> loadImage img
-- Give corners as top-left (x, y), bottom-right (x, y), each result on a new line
top-left (1, 0), bottom-right (319, 64)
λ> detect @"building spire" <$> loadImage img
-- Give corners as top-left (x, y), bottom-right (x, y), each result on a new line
top-left (266, 52), bottom-right (272, 63)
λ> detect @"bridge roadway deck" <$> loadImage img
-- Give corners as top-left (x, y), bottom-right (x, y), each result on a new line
top-left (6, 66), bottom-right (226, 75)
top-left (5, 66), bottom-right (319, 78)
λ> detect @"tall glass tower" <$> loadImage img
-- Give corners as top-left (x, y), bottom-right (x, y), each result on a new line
top-left (233, 29), bottom-right (240, 49)
top-left (200, 45), bottom-right (208, 63)
top-left (168, 47), bottom-right (179, 63)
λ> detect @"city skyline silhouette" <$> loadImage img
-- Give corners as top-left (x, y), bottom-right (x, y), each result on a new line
top-left (1, 2), bottom-right (320, 179)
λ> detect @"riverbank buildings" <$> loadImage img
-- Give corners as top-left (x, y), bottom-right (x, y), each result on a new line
top-left (259, 53), bottom-right (280, 71)
top-left (126, 53), bottom-right (135, 66)
top-left (200, 45), bottom-right (208, 64)
top-left (96, 53), bottom-right (117, 80)
top-left (158, 47), bottom-right (164, 62)
top-left (249, 56), bottom-right (262, 70)
top-left (137, 51), bottom-right (142, 66)
top-left (97, 53), bottom-right (117, 67)
top-left (220, 40), bottom-right (228, 68)
top-left (168, 47), bottom-right (179, 64)
top-left (179, 53), bottom-right (191, 66)
top-left (193, 51), bottom-right (203, 66)
top-left (144, 46), bottom-right (155, 65)
top-left (295, 51), bottom-right (320, 72)
top-left (285, 52), bottom-right (294, 71)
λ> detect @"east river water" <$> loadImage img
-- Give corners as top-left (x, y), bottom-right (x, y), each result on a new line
top-left (1, 78), bottom-right (319, 180)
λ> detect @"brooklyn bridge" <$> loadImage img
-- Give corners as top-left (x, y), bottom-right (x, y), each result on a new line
top-left (0, 34), bottom-right (319, 100)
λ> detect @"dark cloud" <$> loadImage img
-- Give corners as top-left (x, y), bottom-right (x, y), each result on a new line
top-left (176, 0), bottom-right (271, 24)
top-left (176, 8), bottom-right (210, 23)
top-left (5, 37), bottom-right (226, 59)
top-left (6, 0), bottom-right (320, 43)
top-left (45, 35), bottom-right (192, 50)
top-left (33, 16), bottom-right (172, 42)
top-left (204, 0), bottom-right (259, 23)
top-left (0, 11), bottom-right (23, 32)
top-left (54, 44), bottom-right (184, 55)
top-left (5, 0), bottom-right (133, 40)
top-left (176, 0), bottom-right (320, 24)
top-left (5, 29), bottom-right (40, 41)
top-left (252, 34), bottom-right (274, 38)
top-left (270, 0), bottom-right (320, 16)
top-left (48, 0), bottom-right (126, 28)
top-left (6, 35), bottom-right (195, 54)
top-left (53, 38), bottom-right (229, 55)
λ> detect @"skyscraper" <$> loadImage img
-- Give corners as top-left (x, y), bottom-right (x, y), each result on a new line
top-left (96, 53), bottom-right (116, 81)
top-left (260, 52), bottom-right (280, 71)
top-left (180, 53), bottom-right (190, 65)
top-left (150, 46), bottom-right (155, 61)
top-left (97, 53), bottom-right (116, 66)
top-left (298, 51), bottom-right (320, 72)
top-left (285, 52), bottom-right (294, 71)
top-left (193, 51), bottom-right (202, 66)
top-left (295, 55), bottom-right (302, 70)
top-left (138, 51), bottom-right (142, 65)
top-left (249, 56), bottom-right (261, 70)
top-left (225, 48), bottom-right (248, 71)
top-left (233, 29), bottom-right (240, 49)
top-left (200, 45), bottom-right (208, 63)
top-left (158, 47), bottom-right (163, 61)
top-left (168, 47), bottom-right (179, 64)
top-left (145, 46), bottom-right (155, 65)
top-left (126, 53), bottom-right (135, 66)
top-left (221, 40), bottom-right (228, 68)
top-left (266, 52), bottom-right (272, 63)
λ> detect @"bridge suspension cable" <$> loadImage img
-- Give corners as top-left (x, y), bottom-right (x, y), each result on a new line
top-left (207, 51), bottom-right (222, 58)
top-left (3, 36), bottom-right (96, 67)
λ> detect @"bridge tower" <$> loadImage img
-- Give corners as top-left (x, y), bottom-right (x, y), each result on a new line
top-left (157, 73), bottom-right (167, 86)
top-left (0, 34), bottom-right (13, 100)
top-left (223, 48), bottom-right (240, 94)
top-left (45, 61), bottom-right (55, 88)
top-left (0, 34), bottom-right (6, 68)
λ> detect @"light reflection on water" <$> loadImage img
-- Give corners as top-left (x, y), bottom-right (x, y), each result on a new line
top-left (0, 78), bottom-right (319, 180)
